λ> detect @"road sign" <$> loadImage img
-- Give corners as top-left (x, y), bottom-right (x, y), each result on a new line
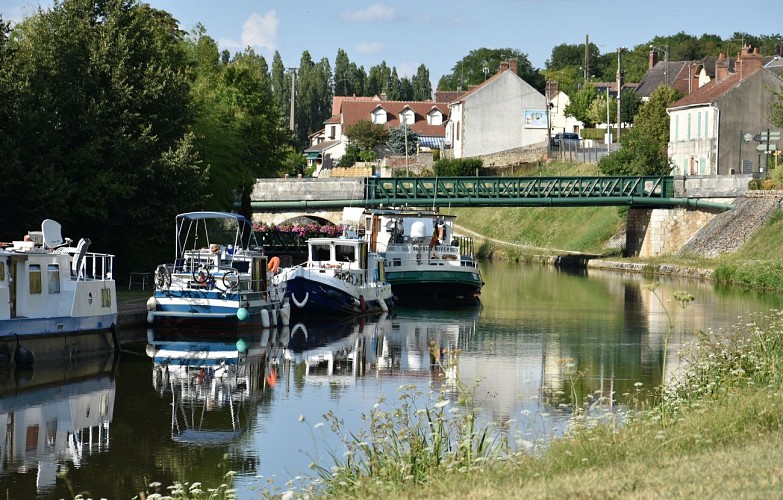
top-left (757, 143), bottom-right (777, 152)
top-left (759, 131), bottom-right (781, 141)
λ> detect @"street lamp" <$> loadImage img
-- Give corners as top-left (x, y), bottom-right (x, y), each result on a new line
top-left (650, 45), bottom-right (669, 87)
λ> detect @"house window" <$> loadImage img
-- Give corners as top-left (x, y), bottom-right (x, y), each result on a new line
top-left (48, 264), bottom-right (60, 294)
top-left (29, 264), bottom-right (42, 294)
top-left (329, 125), bottom-right (336, 139)
top-left (371, 109), bottom-right (388, 124)
top-left (456, 121), bottom-right (460, 140)
top-left (401, 109), bottom-right (415, 126)
top-left (428, 111), bottom-right (442, 125)
top-left (674, 116), bottom-right (679, 141)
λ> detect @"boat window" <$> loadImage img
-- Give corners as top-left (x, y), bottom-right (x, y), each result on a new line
top-left (47, 264), bottom-right (60, 294)
top-left (29, 264), bottom-right (42, 294)
top-left (0, 261), bottom-right (4, 281)
top-left (311, 244), bottom-right (331, 261)
top-left (335, 245), bottom-right (355, 262)
top-left (102, 288), bottom-right (112, 307)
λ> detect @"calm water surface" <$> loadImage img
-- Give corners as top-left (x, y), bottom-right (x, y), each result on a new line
top-left (2, 261), bottom-right (782, 499)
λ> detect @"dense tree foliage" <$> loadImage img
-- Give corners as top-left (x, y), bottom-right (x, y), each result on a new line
top-left (598, 85), bottom-right (683, 176)
top-left (386, 125), bottom-right (419, 156)
top-left (437, 48), bottom-right (545, 93)
top-left (564, 83), bottom-right (600, 127)
top-left (0, 0), bottom-right (204, 270)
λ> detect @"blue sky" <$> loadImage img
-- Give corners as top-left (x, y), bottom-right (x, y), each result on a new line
top-left (3, 0), bottom-right (781, 84)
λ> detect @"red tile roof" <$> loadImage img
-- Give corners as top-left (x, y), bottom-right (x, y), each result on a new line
top-left (669, 72), bottom-right (741, 108)
top-left (340, 100), bottom-right (449, 136)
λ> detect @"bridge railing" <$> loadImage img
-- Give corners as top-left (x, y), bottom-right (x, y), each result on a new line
top-left (366, 176), bottom-right (674, 207)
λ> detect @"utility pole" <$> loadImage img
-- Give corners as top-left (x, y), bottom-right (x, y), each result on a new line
top-left (584, 34), bottom-right (590, 83)
top-left (288, 68), bottom-right (296, 132)
top-left (616, 48), bottom-right (624, 143)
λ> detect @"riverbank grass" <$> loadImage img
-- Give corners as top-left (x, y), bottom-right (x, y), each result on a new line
top-left (297, 308), bottom-right (783, 499)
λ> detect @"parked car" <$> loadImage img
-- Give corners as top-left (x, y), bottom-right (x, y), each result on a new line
top-left (551, 132), bottom-right (580, 148)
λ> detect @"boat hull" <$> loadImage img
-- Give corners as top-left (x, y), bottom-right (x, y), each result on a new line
top-left (285, 275), bottom-right (393, 318)
top-left (385, 269), bottom-right (482, 304)
top-left (148, 290), bottom-right (285, 332)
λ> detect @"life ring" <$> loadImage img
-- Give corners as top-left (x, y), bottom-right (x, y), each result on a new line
top-left (192, 264), bottom-right (211, 284)
top-left (222, 268), bottom-right (239, 290)
top-left (268, 256), bottom-right (280, 273)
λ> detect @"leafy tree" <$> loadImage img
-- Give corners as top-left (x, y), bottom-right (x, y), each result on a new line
top-left (598, 85), bottom-right (682, 176)
top-left (433, 158), bottom-right (484, 176)
top-left (344, 119), bottom-right (389, 152)
top-left (271, 51), bottom-right (291, 122)
top-left (338, 144), bottom-right (362, 167)
top-left (295, 51), bottom-right (333, 145)
top-left (366, 61), bottom-right (392, 96)
top-left (411, 64), bottom-right (432, 100)
top-left (386, 125), bottom-right (419, 156)
top-left (399, 77), bottom-right (413, 100)
top-left (387, 67), bottom-right (402, 100)
top-left (565, 82), bottom-right (600, 127)
top-left (587, 93), bottom-right (615, 127)
top-left (633, 85), bottom-right (683, 152)
top-left (620, 88), bottom-right (643, 125)
top-left (437, 48), bottom-right (545, 93)
top-left (0, 0), bottom-right (205, 271)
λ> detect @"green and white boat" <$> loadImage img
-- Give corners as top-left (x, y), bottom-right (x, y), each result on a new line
top-left (353, 209), bottom-right (483, 305)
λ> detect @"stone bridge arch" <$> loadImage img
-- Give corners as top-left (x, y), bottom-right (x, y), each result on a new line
top-left (252, 210), bottom-right (344, 227)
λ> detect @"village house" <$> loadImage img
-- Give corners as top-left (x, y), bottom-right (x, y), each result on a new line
top-left (666, 45), bottom-right (783, 176)
top-left (545, 80), bottom-right (583, 136)
top-left (305, 95), bottom-right (449, 176)
top-left (445, 60), bottom-right (548, 158)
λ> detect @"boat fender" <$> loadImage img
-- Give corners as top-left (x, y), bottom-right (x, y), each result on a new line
top-left (268, 256), bottom-right (281, 274)
top-left (14, 344), bottom-right (35, 368)
top-left (146, 296), bottom-right (158, 312)
top-left (147, 311), bottom-right (155, 324)
top-left (270, 307), bottom-right (278, 326)
top-left (379, 298), bottom-right (388, 312)
top-left (280, 299), bottom-right (291, 326)
top-left (261, 309), bottom-right (270, 328)
top-left (292, 292), bottom-right (309, 308)
top-left (237, 307), bottom-right (249, 321)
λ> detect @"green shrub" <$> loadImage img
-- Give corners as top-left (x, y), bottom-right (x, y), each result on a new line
top-left (433, 158), bottom-right (484, 176)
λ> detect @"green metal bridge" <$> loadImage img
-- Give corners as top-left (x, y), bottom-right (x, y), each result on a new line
top-left (250, 175), bottom-right (729, 210)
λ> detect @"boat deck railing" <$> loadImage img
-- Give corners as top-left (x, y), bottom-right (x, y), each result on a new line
top-left (76, 252), bottom-right (115, 282)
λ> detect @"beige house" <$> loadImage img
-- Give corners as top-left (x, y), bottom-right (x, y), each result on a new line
top-left (667, 46), bottom-right (783, 176)
top-left (445, 60), bottom-right (548, 158)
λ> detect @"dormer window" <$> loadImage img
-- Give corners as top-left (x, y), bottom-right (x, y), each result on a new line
top-left (400, 108), bottom-right (415, 126)
top-left (427, 108), bottom-right (443, 126)
top-left (371, 107), bottom-right (388, 124)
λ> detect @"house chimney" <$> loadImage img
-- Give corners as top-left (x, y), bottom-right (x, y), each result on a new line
top-left (736, 45), bottom-right (764, 80)
top-left (715, 53), bottom-right (729, 81)
top-left (649, 49), bottom-right (659, 69)
top-left (498, 61), bottom-right (509, 74)
top-left (509, 59), bottom-right (518, 74)
top-left (689, 62), bottom-right (700, 93)
top-left (545, 80), bottom-right (559, 98)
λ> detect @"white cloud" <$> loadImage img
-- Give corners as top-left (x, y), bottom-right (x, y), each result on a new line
top-left (396, 63), bottom-right (419, 78)
top-left (241, 11), bottom-right (279, 52)
top-left (356, 41), bottom-right (384, 54)
top-left (342, 4), bottom-right (396, 22)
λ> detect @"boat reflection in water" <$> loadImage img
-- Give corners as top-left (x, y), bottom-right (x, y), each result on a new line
top-left (0, 354), bottom-right (116, 496)
top-left (145, 329), bottom-right (275, 445)
top-left (275, 305), bottom-right (481, 383)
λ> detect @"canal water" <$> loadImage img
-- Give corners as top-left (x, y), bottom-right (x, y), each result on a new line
top-left (2, 261), bottom-right (782, 499)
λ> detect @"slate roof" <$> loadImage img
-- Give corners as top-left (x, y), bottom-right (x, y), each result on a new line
top-left (635, 60), bottom-right (690, 97)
